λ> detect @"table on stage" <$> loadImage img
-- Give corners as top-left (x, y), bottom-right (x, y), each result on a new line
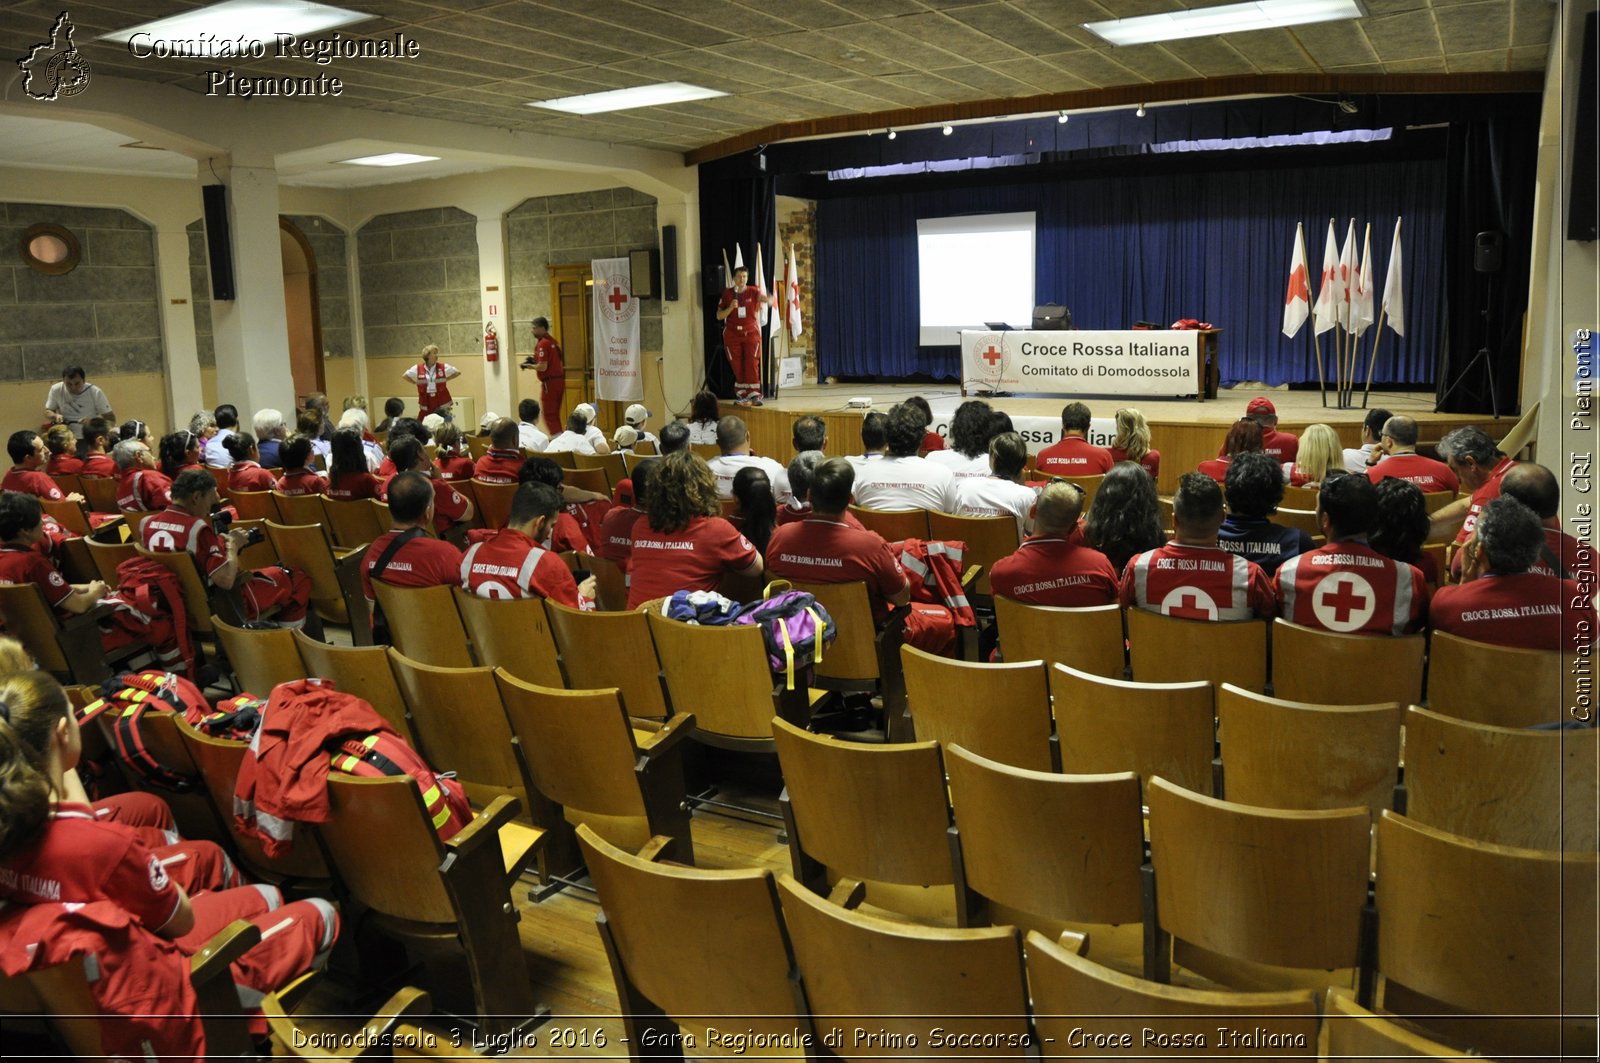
top-left (960, 329), bottom-right (1221, 401)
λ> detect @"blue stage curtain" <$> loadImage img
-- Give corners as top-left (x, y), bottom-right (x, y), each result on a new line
top-left (816, 153), bottom-right (1447, 387)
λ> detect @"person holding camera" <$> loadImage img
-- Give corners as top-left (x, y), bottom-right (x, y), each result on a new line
top-left (140, 469), bottom-right (314, 630)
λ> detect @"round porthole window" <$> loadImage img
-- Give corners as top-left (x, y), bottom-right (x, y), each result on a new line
top-left (19, 222), bottom-right (81, 275)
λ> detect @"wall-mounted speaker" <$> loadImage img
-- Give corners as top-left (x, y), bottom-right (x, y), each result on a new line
top-left (661, 224), bottom-right (679, 301)
top-left (1474, 230), bottom-right (1504, 273)
top-left (201, 184), bottom-right (236, 301)
top-left (706, 262), bottom-right (725, 302)
top-left (630, 247), bottom-right (661, 299)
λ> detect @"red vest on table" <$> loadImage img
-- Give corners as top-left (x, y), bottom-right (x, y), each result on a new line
top-left (1120, 541), bottom-right (1275, 621)
top-left (459, 528), bottom-right (580, 606)
top-left (1272, 540), bottom-right (1428, 635)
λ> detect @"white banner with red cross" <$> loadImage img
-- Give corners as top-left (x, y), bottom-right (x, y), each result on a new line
top-left (959, 329), bottom-right (1201, 397)
top-left (591, 257), bottom-right (643, 402)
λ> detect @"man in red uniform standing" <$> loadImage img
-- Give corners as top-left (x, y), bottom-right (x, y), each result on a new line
top-left (716, 265), bottom-right (771, 407)
top-left (459, 482), bottom-right (579, 606)
top-left (521, 317), bottom-right (565, 436)
top-left (1121, 472), bottom-right (1276, 621)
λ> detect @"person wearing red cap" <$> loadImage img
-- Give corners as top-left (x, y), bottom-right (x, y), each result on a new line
top-left (1218, 397), bottom-right (1298, 464)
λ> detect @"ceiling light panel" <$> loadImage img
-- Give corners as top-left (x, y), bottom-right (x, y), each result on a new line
top-left (529, 82), bottom-right (728, 115)
top-left (1084, 0), bottom-right (1365, 47)
top-left (101, 1), bottom-right (371, 47)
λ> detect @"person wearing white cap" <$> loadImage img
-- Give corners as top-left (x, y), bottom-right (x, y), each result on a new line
top-left (612, 426), bottom-right (640, 453)
top-left (572, 403), bottom-right (608, 451)
top-left (546, 408), bottom-right (611, 456)
top-left (623, 404), bottom-right (659, 447)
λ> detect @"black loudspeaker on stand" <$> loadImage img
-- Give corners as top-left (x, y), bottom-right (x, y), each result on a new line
top-left (1437, 229), bottom-right (1503, 416)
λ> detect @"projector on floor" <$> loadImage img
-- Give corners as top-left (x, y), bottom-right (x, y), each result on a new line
top-left (847, 397), bottom-right (874, 409)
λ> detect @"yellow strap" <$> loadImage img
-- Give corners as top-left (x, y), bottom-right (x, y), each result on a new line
top-left (421, 783), bottom-right (440, 806)
top-left (362, 734), bottom-right (380, 749)
top-left (806, 606), bottom-right (825, 665)
top-left (431, 804), bottom-right (451, 830)
top-left (781, 619), bottom-right (796, 691)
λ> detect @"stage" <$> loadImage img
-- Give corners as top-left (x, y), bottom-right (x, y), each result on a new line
top-left (737, 383), bottom-right (1513, 494)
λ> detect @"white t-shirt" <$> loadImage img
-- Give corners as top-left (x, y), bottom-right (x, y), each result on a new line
top-left (927, 450), bottom-right (992, 479)
top-left (44, 381), bottom-right (112, 437)
top-left (545, 430), bottom-right (598, 455)
top-left (687, 421), bottom-right (718, 445)
top-left (707, 453), bottom-right (791, 502)
top-left (851, 455), bottom-right (954, 512)
top-left (949, 477), bottom-right (1038, 538)
top-left (518, 422), bottom-right (549, 452)
top-left (203, 429), bottom-right (236, 468)
top-left (845, 452), bottom-right (886, 468)
top-left (362, 439), bottom-right (384, 472)
top-left (1343, 444), bottom-right (1374, 473)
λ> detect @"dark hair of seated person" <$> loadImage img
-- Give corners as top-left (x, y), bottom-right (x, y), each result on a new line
top-left (386, 436), bottom-right (424, 474)
top-left (387, 471), bottom-right (435, 524)
top-left (658, 422), bottom-right (690, 455)
top-left (509, 481), bottom-right (561, 528)
top-left (1223, 452), bottom-right (1285, 518)
top-left (518, 456), bottom-right (564, 487)
top-left (808, 458), bottom-right (856, 516)
top-left (280, 434), bottom-right (314, 471)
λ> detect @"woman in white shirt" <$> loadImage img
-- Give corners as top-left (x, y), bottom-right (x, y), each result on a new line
top-left (948, 431), bottom-right (1037, 538)
top-left (686, 388), bottom-right (720, 445)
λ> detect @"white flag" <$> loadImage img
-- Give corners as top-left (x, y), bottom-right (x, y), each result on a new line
top-left (755, 244), bottom-right (770, 328)
top-left (1381, 217), bottom-right (1405, 337)
top-left (1350, 223), bottom-right (1375, 337)
top-left (1313, 219), bottom-right (1341, 335)
top-left (786, 243), bottom-right (803, 340)
top-left (1335, 218), bottom-right (1356, 330)
top-left (733, 243), bottom-right (745, 270)
top-left (1282, 222), bottom-right (1311, 339)
top-left (590, 257), bottom-right (642, 401)
top-left (722, 247), bottom-right (732, 287)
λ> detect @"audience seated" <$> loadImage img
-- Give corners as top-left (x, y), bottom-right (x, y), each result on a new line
top-left (294, 408), bottom-right (331, 469)
top-left (948, 431), bottom-right (1037, 536)
top-left (157, 430), bottom-right (203, 479)
top-left (989, 481), bottom-right (1118, 606)
top-left (201, 405), bottom-right (237, 468)
top-left (461, 482), bottom-right (579, 605)
top-left (596, 457), bottom-right (654, 573)
top-left (1500, 462), bottom-right (1594, 581)
top-left (1273, 473), bottom-right (1427, 635)
top-left (730, 467), bottom-right (778, 555)
top-left (1107, 406), bottom-right (1160, 478)
top-left (431, 423), bottom-right (474, 482)
top-left (113, 437), bottom-right (172, 512)
top-left (1284, 423), bottom-right (1343, 486)
top-left (1120, 472), bottom-right (1275, 620)
top-left (75, 419), bottom-right (116, 478)
top-left (1343, 407), bottom-right (1391, 472)
top-left (516, 398), bottom-right (548, 452)
top-left (374, 396), bottom-right (405, 435)
top-left (546, 409), bottom-right (611, 456)
top-left (1083, 462), bottom-right (1165, 574)
top-left (518, 457), bottom-right (604, 554)
top-left (5, 431), bottom-right (71, 502)
top-left (1197, 418), bottom-right (1262, 483)
top-left (335, 408), bottom-right (383, 471)
top-left (850, 404), bottom-right (953, 511)
top-left (0, 492), bottom-right (109, 615)
top-left (707, 415), bottom-right (789, 501)
top-left (378, 437), bottom-right (472, 531)
top-left (686, 388), bottom-right (720, 445)
top-left (902, 394), bottom-right (943, 454)
top-left (360, 472), bottom-right (462, 607)
top-left (42, 425), bottom-right (81, 477)
top-left (625, 451), bottom-right (761, 609)
top-left (303, 391), bottom-right (335, 441)
top-left (324, 429), bottom-right (379, 501)
top-left (1217, 451), bottom-right (1312, 575)
top-left (791, 414), bottom-right (826, 455)
top-left (926, 399), bottom-right (994, 479)
top-left (1368, 478), bottom-right (1438, 585)
top-left (1364, 415), bottom-right (1458, 491)
top-left (622, 403), bottom-right (659, 448)
top-left (1035, 402), bottom-right (1113, 477)
top-left (657, 420), bottom-right (690, 456)
top-left (474, 418), bottom-right (525, 483)
top-left (225, 434), bottom-right (275, 492)
top-left (1431, 425), bottom-right (1516, 552)
top-left (1217, 396), bottom-right (1298, 462)
top-left (253, 409), bottom-right (286, 468)
top-left (118, 419), bottom-right (154, 448)
top-left (272, 436), bottom-right (327, 497)
top-left (845, 410), bottom-right (890, 469)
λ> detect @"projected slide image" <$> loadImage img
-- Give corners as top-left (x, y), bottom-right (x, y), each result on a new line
top-left (916, 212), bottom-right (1037, 346)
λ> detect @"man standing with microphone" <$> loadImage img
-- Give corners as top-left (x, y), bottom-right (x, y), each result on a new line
top-left (717, 265), bottom-right (771, 407)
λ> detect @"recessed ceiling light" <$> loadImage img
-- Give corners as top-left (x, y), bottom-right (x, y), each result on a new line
top-left (942, 124), bottom-right (953, 135)
top-left (1136, 104), bottom-right (1147, 117)
top-left (1058, 111), bottom-right (1069, 124)
top-left (529, 82), bottom-right (727, 115)
top-left (340, 153), bottom-right (440, 167)
top-left (1084, 0), bottom-right (1365, 47)
top-left (101, 0), bottom-right (370, 47)
top-left (887, 128), bottom-right (897, 140)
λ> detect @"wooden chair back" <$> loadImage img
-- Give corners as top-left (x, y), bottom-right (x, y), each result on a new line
top-left (85, 536), bottom-right (138, 583)
top-left (687, 442), bottom-right (719, 462)
top-left (1274, 507), bottom-right (1321, 537)
top-left (648, 611), bottom-right (781, 741)
top-left (544, 449), bottom-right (578, 470)
top-left (1050, 664), bottom-right (1214, 794)
top-left (371, 582), bottom-right (473, 667)
top-left (293, 630), bottom-right (415, 744)
top-left (772, 717), bottom-right (952, 890)
top-left (1126, 609), bottom-right (1268, 692)
top-left (0, 583), bottom-right (76, 679)
top-left (1269, 619), bottom-right (1424, 706)
top-left (1426, 631), bottom-right (1566, 727)
top-left (1403, 706), bottom-right (1597, 851)
top-left (1317, 987), bottom-right (1475, 1060)
top-left (945, 744), bottom-right (1143, 928)
top-left (573, 451), bottom-right (626, 489)
top-left (264, 520), bottom-right (348, 625)
top-left (79, 475), bottom-right (121, 513)
top-left (465, 435), bottom-right (492, 459)
top-left (136, 546), bottom-right (220, 632)
top-left (993, 598), bottom-right (1125, 679)
top-left (901, 646), bottom-right (1054, 771)
top-left (546, 601), bottom-right (669, 719)
top-left (1279, 483), bottom-right (1320, 511)
top-left (451, 588), bottom-right (563, 687)
top-left (39, 496), bottom-right (90, 537)
top-left (1421, 541), bottom-right (1449, 585)
top-left (1147, 776), bottom-right (1370, 978)
top-left (1054, 473), bottom-right (1104, 513)
top-left (322, 497), bottom-right (383, 549)
top-left (231, 490), bottom-right (280, 523)
top-left (212, 615), bottom-right (305, 694)
top-left (586, 554), bottom-right (628, 611)
top-left (1421, 490), bottom-right (1456, 514)
top-left (205, 465), bottom-right (231, 497)
top-left (563, 466), bottom-right (610, 495)
top-left (926, 512), bottom-right (1019, 596)
top-left (493, 673), bottom-right (646, 820)
top-left (386, 649), bottom-right (527, 812)
top-left (1025, 932), bottom-right (1319, 1052)
top-left (776, 876), bottom-right (1030, 1062)
top-left (370, 498), bottom-right (394, 533)
top-left (469, 479), bottom-right (516, 530)
top-left (1216, 684), bottom-right (1400, 816)
top-left (271, 491), bottom-right (325, 527)
top-left (849, 505), bottom-right (929, 543)
top-left (54, 535), bottom-right (100, 585)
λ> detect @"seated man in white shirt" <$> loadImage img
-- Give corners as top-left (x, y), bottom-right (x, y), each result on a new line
top-left (851, 403), bottom-right (955, 512)
top-left (926, 399), bottom-right (994, 480)
top-left (706, 415), bottom-right (789, 501)
top-left (517, 397), bottom-right (548, 452)
top-left (546, 409), bottom-right (612, 456)
top-left (845, 411), bottom-right (889, 468)
top-left (949, 431), bottom-right (1037, 537)
top-left (1343, 407), bottom-right (1391, 473)
top-left (201, 404), bottom-right (238, 467)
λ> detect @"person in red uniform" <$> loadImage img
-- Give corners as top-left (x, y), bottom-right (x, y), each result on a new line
top-left (224, 434), bottom-right (276, 493)
top-left (460, 482), bottom-right (580, 606)
top-left (378, 437), bottom-right (474, 533)
top-left (626, 452), bottom-right (761, 608)
top-left (990, 481), bottom-right (1119, 607)
top-left (1431, 425), bottom-right (1516, 576)
top-left (43, 425), bottom-right (82, 477)
top-left (432, 423), bottom-right (474, 481)
top-left (1197, 419), bottom-right (1264, 483)
top-left (597, 457), bottom-right (655, 571)
top-left (1216, 397), bottom-right (1298, 463)
top-left (77, 418), bottom-right (117, 478)
top-left (361, 472), bottom-right (464, 607)
top-left (521, 317), bottom-right (566, 436)
top-left (272, 436), bottom-right (327, 496)
top-left (325, 429), bottom-right (379, 501)
top-left (0, 491), bottom-right (109, 612)
top-left (1499, 462), bottom-right (1595, 581)
top-left (1431, 496), bottom-right (1596, 652)
top-left (1121, 472), bottom-right (1276, 621)
top-left (0, 670), bottom-right (338, 1055)
top-left (1364, 415), bottom-right (1458, 493)
top-left (403, 343), bottom-right (460, 419)
top-left (113, 438), bottom-right (172, 511)
top-left (142, 469), bottom-right (313, 628)
top-left (473, 418), bottom-right (525, 484)
top-left (1107, 407), bottom-right (1161, 480)
top-left (1272, 474), bottom-right (1427, 636)
top-left (518, 457), bottom-right (608, 555)
top-left (1035, 402), bottom-right (1114, 478)
top-left (4, 431), bottom-right (75, 502)
top-left (716, 266), bottom-right (771, 407)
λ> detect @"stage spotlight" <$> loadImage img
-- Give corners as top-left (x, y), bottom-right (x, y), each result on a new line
top-left (1136, 103), bottom-right (1147, 117)
top-left (887, 128), bottom-right (897, 139)
top-left (1057, 110), bottom-right (1069, 123)
top-left (942, 124), bottom-right (953, 135)
top-left (1337, 99), bottom-right (1359, 114)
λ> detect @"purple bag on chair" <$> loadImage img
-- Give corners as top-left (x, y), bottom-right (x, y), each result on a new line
top-left (735, 584), bottom-right (836, 690)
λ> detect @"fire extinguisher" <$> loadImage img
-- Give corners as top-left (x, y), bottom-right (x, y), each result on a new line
top-left (483, 322), bottom-right (499, 363)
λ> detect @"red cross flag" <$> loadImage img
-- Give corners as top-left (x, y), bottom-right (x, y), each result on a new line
top-left (1336, 218), bottom-right (1357, 331)
top-left (1350, 223), bottom-right (1375, 338)
top-left (1282, 222), bottom-right (1311, 339)
top-left (1312, 219), bottom-right (1341, 336)
top-left (786, 243), bottom-right (803, 340)
top-left (1382, 217), bottom-right (1406, 337)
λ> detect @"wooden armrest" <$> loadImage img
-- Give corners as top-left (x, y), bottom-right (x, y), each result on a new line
top-left (635, 836), bottom-right (674, 863)
top-left (960, 564), bottom-right (982, 590)
top-left (266, 970), bottom-right (322, 1013)
top-left (877, 602), bottom-right (912, 639)
top-left (446, 794), bottom-right (523, 858)
top-left (356, 985), bottom-right (433, 1044)
top-left (827, 878), bottom-right (866, 909)
top-left (1058, 929), bottom-right (1089, 956)
top-left (637, 712), bottom-right (696, 756)
top-left (188, 919), bottom-right (261, 983)
top-left (60, 603), bottom-right (115, 629)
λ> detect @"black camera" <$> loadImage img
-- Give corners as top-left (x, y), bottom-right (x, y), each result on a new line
top-left (213, 510), bottom-right (264, 546)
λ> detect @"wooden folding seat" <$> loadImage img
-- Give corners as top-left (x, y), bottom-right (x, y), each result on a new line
top-left (1403, 705), bottom-right (1598, 851)
top-left (316, 774), bottom-right (546, 1038)
top-left (1053, 473), bottom-right (1104, 513)
top-left (465, 434), bottom-right (492, 459)
top-left (631, 440), bottom-right (657, 456)
top-left (1422, 541), bottom-right (1450, 584)
top-left (946, 744), bottom-right (1145, 950)
top-left (1270, 618), bottom-right (1424, 706)
top-left (369, 497), bottom-right (394, 533)
top-left (205, 465), bottom-right (231, 500)
top-left (293, 630), bottom-right (415, 744)
top-left (48, 472), bottom-right (83, 497)
top-left (1146, 776), bottom-right (1371, 991)
top-left (0, 582), bottom-right (140, 685)
top-left (38, 494), bottom-right (91, 538)
top-left (84, 536), bottom-right (137, 583)
top-left (1216, 683), bottom-right (1401, 815)
top-left (772, 717), bottom-right (953, 916)
top-left (993, 597), bottom-right (1125, 678)
top-left (1374, 811), bottom-right (1598, 1058)
top-left (1050, 663), bottom-right (1215, 795)
top-left (266, 520), bottom-right (370, 634)
top-left (495, 670), bottom-right (696, 863)
top-left (586, 553), bottom-right (628, 611)
top-left (901, 646), bottom-right (1054, 771)
top-left (848, 504), bottom-right (928, 543)
top-left (1421, 490), bottom-right (1457, 514)
top-left (563, 466), bottom-right (609, 495)
top-left (687, 443), bottom-right (719, 462)
top-left (1274, 507), bottom-right (1321, 538)
top-left (263, 975), bottom-right (438, 1060)
top-left (785, 578), bottom-right (910, 736)
top-left (468, 479), bottom-right (515, 530)
top-left (1317, 987), bottom-right (1478, 1061)
top-left (577, 825), bottom-right (809, 1057)
top-left (926, 511), bottom-right (1019, 599)
top-left (211, 614), bottom-right (305, 694)
top-left (776, 875), bottom-right (1031, 1061)
top-left (78, 474), bottom-right (121, 514)
top-left (1426, 630), bottom-right (1567, 727)
top-left (1125, 609), bottom-right (1268, 692)
top-left (452, 587), bottom-right (563, 687)
top-left (370, 582), bottom-right (473, 666)
top-left (1279, 483), bottom-right (1320, 511)
top-left (648, 611), bottom-right (809, 747)
top-left (1025, 931), bottom-right (1319, 1056)
top-left (229, 489), bottom-right (280, 523)
top-left (546, 600), bottom-right (670, 719)
top-left (321, 496), bottom-right (383, 550)
top-left (271, 490), bottom-right (324, 527)
top-left (136, 544), bottom-right (234, 631)
top-left (544, 449), bottom-right (578, 469)
top-left (574, 450), bottom-right (627, 490)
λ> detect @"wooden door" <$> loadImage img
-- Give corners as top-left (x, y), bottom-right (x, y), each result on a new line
top-left (549, 264), bottom-right (625, 434)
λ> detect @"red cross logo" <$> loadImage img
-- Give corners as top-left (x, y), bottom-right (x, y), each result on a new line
top-left (982, 345), bottom-right (1003, 366)
top-left (1312, 573), bottom-right (1375, 633)
top-left (1161, 588), bottom-right (1216, 621)
top-left (608, 286), bottom-right (629, 311)
top-left (1285, 264), bottom-right (1310, 306)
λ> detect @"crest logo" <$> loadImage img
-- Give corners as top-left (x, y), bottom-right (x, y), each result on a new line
top-left (18, 12), bottom-right (92, 101)
top-left (596, 269), bottom-right (637, 324)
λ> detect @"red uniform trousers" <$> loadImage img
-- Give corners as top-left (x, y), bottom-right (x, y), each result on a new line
top-left (541, 377), bottom-right (564, 436)
top-left (181, 886), bottom-right (339, 1011)
top-left (726, 330), bottom-right (762, 401)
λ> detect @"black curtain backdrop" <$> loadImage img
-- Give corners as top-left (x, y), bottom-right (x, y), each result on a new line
top-left (698, 157), bottom-right (775, 400)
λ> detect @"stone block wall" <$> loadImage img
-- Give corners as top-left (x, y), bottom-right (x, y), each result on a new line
top-left (779, 202), bottom-right (817, 381)
top-left (2, 203), bottom-right (163, 383)
top-left (283, 215), bottom-right (352, 360)
top-left (358, 207), bottom-right (481, 360)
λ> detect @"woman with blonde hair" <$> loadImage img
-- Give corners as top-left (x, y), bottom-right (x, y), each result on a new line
top-left (625, 451), bottom-right (761, 608)
top-left (1107, 407), bottom-right (1160, 479)
top-left (402, 343), bottom-right (461, 420)
top-left (1285, 423), bottom-right (1343, 487)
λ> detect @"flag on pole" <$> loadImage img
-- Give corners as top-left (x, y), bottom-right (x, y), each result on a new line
top-left (733, 244), bottom-right (745, 270)
top-left (755, 244), bottom-right (770, 328)
top-left (1282, 223), bottom-right (1311, 339)
top-left (1335, 219), bottom-right (1356, 330)
top-left (1313, 219), bottom-right (1341, 335)
top-left (1350, 223), bottom-right (1375, 337)
top-left (786, 243), bottom-right (803, 340)
top-left (722, 247), bottom-right (732, 287)
top-left (1381, 217), bottom-right (1405, 336)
